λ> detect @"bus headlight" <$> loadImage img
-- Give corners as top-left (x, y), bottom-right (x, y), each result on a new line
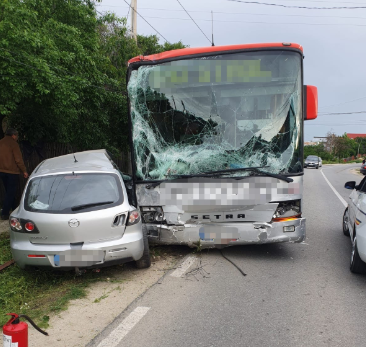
top-left (272, 200), bottom-right (301, 220)
top-left (141, 207), bottom-right (164, 223)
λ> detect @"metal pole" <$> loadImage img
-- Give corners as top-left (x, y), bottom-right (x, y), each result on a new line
top-left (211, 11), bottom-right (214, 46)
top-left (131, 0), bottom-right (137, 42)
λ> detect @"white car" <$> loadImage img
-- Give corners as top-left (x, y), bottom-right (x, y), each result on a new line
top-left (343, 176), bottom-right (366, 273)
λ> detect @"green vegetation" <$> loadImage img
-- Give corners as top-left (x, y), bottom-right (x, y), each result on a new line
top-left (0, 231), bottom-right (189, 328)
top-left (0, 0), bottom-right (186, 155)
top-left (304, 133), bottom-right (366, 163)
top-left (0, 232), bottom-right (126, 328)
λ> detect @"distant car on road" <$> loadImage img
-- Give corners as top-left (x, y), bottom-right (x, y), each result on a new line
top-left (9, 150), bottom-right (151, 271)
top-left (304, 155), bottom-right (322, 169)
top-left (343, 176), bottom-right (366, 273)
top-left (360, 163), bottom-right (366, 175)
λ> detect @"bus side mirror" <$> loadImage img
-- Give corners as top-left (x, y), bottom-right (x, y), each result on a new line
top-left (304, 85), bottom-right (318, 120)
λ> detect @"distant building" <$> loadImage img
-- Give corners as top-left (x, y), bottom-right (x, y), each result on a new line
top-left (346, 133), bottom-right (366, 140)
top-left (304, 141), bottom-right (318, 146)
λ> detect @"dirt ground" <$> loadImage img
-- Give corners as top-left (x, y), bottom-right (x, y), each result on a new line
top-left (0, 218), bottom-right (188, 347)
top-left (0, 219), bottom-right (8, 234)
top-left (351, 168), bottom-right (363, 177)
top-left (27, 251), bottom-right (186, 347)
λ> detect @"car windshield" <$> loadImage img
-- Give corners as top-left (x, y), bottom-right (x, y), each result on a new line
top-left (24, 173), bottom-right (123, 214)
top-left (306, 156), bottom-right (319, 160)
top-left (128, 50), bottom-right (303, 181)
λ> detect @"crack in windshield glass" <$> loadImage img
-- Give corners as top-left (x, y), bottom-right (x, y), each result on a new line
top-left (128, 51), bottom-right (303, 181)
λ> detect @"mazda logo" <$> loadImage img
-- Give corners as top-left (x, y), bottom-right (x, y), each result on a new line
top-left (68, 219), bottom-right (80, 228)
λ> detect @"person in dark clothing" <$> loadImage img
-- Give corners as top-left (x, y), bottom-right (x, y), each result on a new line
top-left (0, 128), bottom-right (28, 220)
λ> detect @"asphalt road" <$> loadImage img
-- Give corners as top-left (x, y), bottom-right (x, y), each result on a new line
top-left (89, 164), bottom-right (366, 347)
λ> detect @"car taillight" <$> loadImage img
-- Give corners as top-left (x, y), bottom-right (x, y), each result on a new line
top-left (10, 218), bottom-right (22, 231)
top-left (10, 217), bottom-right (39, 233)
top-left (127, 210), bottom-right (140, 226)
top-left (25, 222), bottom-right (35, 232)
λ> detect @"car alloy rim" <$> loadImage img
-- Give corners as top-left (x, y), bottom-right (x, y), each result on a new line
top-left (351, 237), bottom-right (356, 264)
top-left (343, 212), bottom-right (348, 231)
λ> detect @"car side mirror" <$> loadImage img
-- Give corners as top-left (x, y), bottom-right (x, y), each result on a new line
top-left (345, 181), bottom-right (356, 190)
top-left (304, 85), bottom-right (318, 120)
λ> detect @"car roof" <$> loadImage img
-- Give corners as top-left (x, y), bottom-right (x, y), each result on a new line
top-left (31, 150), bottom-right (116, 178)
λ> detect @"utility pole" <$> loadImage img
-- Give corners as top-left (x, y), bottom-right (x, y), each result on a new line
top-left (130, 0), bottom-right (137, 42)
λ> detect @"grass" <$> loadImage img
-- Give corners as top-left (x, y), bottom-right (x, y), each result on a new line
top-left (93, 293), bottom-right (109, 303)
top-left (323, 159), bottom-right (364, 164)
top-left (0, 232), bottom-right (130, 329)
top-left (0, 233), bottom-right (190, 329)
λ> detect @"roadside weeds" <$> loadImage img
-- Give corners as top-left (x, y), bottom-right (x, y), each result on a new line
top-left (0, 226), bottom-right (190, 341)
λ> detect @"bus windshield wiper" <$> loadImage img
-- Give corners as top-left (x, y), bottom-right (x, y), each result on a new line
top-left (71, 201), bottom-right (114, 211)
top-left (201, 166), bottom-right (293, 183)
top-left (145, 166), bottom-right (293, 189)
top-left (233, 169), bottom-right (293, 183)
top-left (145, 172), bottom-right (222, 189)
top-left (202, 166), bottom-right (268, 175)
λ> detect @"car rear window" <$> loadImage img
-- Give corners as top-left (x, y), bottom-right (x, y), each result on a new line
top-left (24, 173), bottom-right (123, 214)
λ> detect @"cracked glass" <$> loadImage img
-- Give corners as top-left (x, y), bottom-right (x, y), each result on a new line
top-left (128, 51), bottom-right (303, 181)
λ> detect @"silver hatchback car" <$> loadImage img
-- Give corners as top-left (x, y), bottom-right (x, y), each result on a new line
top-left (9, 150), bottom-right (150, 270)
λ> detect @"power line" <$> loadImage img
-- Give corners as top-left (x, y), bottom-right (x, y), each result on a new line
top-left (176, 0), bottom-right (212, 45)
top-left (97, 5), bottom-right (366, 20)
top-left (228, 0), bottom-right (366, 9)
top-left (142, 15), bottom-right (366, 27)
top-left (319, 96), bottom-right (366, 109)
top-left (122, 0), bottom-right (169, 43)
top-left (126, 1), bottom-right (131, 19)
top-left (318, 111), bottom-right (366, 115)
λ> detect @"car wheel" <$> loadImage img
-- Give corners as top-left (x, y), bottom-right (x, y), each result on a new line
top-left (343, 208), bottom-right (350, 237)
top-left (350, 236), bottom-right (366, 274)
top-left (316, 166), bottom-right (319, 169)
top-left (135, 224), bottom-right (151, 269)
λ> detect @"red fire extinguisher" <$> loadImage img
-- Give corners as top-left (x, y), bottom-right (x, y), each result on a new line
top-left (3, 313), bottom-right (48, 347)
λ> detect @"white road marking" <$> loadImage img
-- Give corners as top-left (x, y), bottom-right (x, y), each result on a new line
top-left (320, 169), bottom-right (347, 208)
top-left (96, 306), bottom-right (150, 347)
top-left (170, 256), bottom-right (196, 277)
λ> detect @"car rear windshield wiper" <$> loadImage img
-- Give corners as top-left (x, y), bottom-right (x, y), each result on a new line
top-left (71, 201), bottom-right (114, 211)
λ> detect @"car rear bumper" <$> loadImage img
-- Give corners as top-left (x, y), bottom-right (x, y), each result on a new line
top-left (146, 218), bottom-right (306, 248)
top-left (10, 226), bottom-right (144, 269)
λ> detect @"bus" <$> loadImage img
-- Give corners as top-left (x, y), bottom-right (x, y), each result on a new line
top-left (126, 43), bottom-right (317, 248)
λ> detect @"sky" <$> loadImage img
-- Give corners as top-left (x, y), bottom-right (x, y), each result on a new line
top-left (97, 0), bottom-right (366, 141)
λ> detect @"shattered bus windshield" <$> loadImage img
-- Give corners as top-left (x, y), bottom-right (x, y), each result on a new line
top-left (128, 51), bottom-right (303, 181)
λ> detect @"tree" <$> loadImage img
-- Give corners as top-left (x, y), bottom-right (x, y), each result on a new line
top-left (0, 0), bottom-right (187, 155)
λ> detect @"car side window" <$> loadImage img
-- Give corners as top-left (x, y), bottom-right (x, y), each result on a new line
top-left (357, 177), bottom-right (366, 193)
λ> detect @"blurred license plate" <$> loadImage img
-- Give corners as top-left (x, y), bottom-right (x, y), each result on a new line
top-left (199, 226), bottom-right (239, 244)
top-left (54, 250), bottom-right (104, 267)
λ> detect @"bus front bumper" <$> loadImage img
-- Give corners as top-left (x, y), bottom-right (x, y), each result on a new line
top-left (146, 218), bottom-right (306, 248)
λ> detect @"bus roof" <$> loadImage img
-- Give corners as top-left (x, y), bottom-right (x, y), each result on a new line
top-left (128, 42), bottom-right (303, 65)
